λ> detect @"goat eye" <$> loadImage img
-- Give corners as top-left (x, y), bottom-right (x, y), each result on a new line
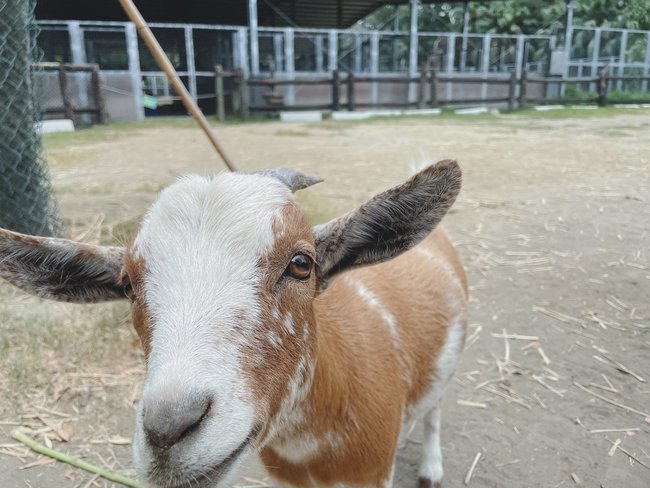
top-left (287, 254), bottom-right (312, 280)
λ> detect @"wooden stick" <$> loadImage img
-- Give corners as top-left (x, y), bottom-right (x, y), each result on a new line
top-left (117, 0), bottom-right (237, 171)
top-left (11, 430), bottom-right (145, 488)
top-left (573, 382), bottom-right (650, 417)
top-left (464, 451), bottom-right (482, 485)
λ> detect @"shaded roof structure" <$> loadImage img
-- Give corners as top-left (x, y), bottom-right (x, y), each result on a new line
top-left (36, 0), bottom-right (497, 28)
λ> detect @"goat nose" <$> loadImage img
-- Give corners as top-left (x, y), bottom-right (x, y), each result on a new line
top-left (143, 394), bottom-right (211, 449)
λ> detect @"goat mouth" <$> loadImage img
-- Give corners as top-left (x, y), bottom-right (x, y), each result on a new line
top-left (155, 424), bottom-right (262, 488)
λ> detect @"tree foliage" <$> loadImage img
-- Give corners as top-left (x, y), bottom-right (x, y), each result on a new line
top-left (361, 1), bottom-right (650, 34)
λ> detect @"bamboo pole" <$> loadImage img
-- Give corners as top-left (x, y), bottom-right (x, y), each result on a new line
top-left (12, 430), bottom-right (145, 488)
top-left (117, 0), bottom-right (237, 171)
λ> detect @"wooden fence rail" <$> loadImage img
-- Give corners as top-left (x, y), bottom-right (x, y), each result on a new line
top-left (36, 62), bottom-right (107, 124)
top-left (214, 65), bottom-right (650, 118)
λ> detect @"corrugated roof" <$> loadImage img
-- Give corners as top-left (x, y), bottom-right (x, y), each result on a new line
top-left (36, 1), bottom-right (496, 28)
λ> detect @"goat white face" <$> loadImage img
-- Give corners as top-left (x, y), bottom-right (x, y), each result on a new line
top-left (0, 161), bottom-right (461, 488)
top-left (127, 172), bottom-right (320, 486)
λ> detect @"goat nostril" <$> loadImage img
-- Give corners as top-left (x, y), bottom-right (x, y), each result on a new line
top-left (143, 395), bottom-right (212, 449)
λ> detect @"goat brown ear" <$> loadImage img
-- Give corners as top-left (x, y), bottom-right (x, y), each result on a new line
top-left (0, 227), bottom-right (126, 303)
top-left (313, 159), bottom-right (461, 291)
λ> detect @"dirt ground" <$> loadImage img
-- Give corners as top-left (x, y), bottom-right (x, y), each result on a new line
top-left (1, 109), bottom-right (649, 488)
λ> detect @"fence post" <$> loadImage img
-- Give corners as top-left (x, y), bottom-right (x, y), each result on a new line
top-left (597, 66), bottom-right (609, 106)
top-left (240, 73), bottom-right (249, 118)
top-left (519, 70), bottom-right (528, 109)
top-left (215, 64), bottom-right (225, 122)
top-left (429, 68), bottom-right (438, 108)
top-left (508, 71), bottom-right (517, 112)
top-left (58, 64), bottom-right (74, 121)
top-left (90, 65), bottom-right (107, 124)
top-left (418, 66), bottom-right (427, 109)
top-left (232, 69), bottom-right (242, 116)
top-left (332, 69), bottom-right (340, 111)
top-left (347, 71), bottom-right (355, 111)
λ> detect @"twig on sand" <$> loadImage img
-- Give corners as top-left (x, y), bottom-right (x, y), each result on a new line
top-left (491, 333), bottom-right (539, 341)
top-left (11, 430), bottom-right (145, 488)
top-left (533, 375), bottom-right (564, 397)
top-left (533, 306), bottom-right (586, 328)
top-left (573, 382), bottom-right (650, 417)
top-left (595, 353), bottom-right (646, 383)
top-left (590, 428), bottom-right (640, 434)
top-left (457, 400), bottom-right (488, 409)
top-left (464, 451), bottom-right (482, 485)
top-left (481, 385), bottom-right (532, 409)
top-left (537, 347), bottom-right (551, 365)
top-left (606, 438), bottom-right (650, 470)
top-left (589, 374), bottom-right (618, 393)
top-left (608, 438), bottom-right (621, 456)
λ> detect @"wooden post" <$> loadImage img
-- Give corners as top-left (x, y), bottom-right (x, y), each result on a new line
top-left (597, 65), bottom-right (609, 106)
top-left (90, 65), bottom-right (107, 124)
top-left (518, 70), bottom-right (528, 109)
top-left (332, 69), bottom-right (340, 111)
top-left (429, 68), bottom-right (438, 107)
top-left (240, 74), bottom-right (249, 118)
top-left (418, 66), bottom-right (427, 108)
top-left (232, 69), bottom-right (242, 115)
top-left (215, 65), bottom-right (225, 122)
top-left (347, 71), bottom-right (355, 111)
top-left (508, 71), bottom-right (517, 112)
top-left (58, 64), bottom-right (74, 121)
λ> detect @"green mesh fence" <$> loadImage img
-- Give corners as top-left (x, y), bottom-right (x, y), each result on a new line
top-left (0, 0), bottom-right (60, 236)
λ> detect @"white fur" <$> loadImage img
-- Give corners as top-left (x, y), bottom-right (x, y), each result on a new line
top-left (132, 172), bottom-right (292, 486)
top-left (352, 279), bottom-right (399, 343)
top-left (418, 406), bottom-right (443, 484)
top-left (268, 329), bottom-right (282, 348)
top-left (407, 309), bottom-right (465, 423)
top-left (283, 312), bottom-right (296, 335)
top-left (272, 430), bottom-right (344, 465)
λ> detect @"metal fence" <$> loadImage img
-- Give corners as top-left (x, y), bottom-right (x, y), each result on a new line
top-left (35, 20), bottom-right (650, 117)
top-left (565, 26), bottom-right (650, 94)
top-left (36, 20), bottom-right (558, 116)
top-left (0, 0), bottom-right (60, 236)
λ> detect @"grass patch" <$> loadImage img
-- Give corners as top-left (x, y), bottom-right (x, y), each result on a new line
top-left (100, 215), bottom-right (143, 246)
top-left (274, 129), bottom-right (312, 137)
top-left (0, 301), bottom-right (138, 404)
top-left (509, 106), bottom-right (650, 119)
top-left (607, 90), bottom-right (650, 102)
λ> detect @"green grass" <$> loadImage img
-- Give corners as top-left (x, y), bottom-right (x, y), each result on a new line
top-left (512, 105), bottom-right (650, 119)
top-left (607, 90), bottom-right (650, 102)
top-left (274, 129), bottom-right (312, 137)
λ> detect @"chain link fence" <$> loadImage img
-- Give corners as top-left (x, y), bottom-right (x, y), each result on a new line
top-left (0, 0), bottom-right (61, 236)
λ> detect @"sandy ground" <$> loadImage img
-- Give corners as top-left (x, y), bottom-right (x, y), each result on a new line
top-left (1, 110), bottom-right (649, 488)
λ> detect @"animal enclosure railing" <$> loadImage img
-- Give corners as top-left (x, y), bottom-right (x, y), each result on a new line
top-left (215, 66), bottom-right (650, 117)
top-left (35, 63), bottom-right (107, 124)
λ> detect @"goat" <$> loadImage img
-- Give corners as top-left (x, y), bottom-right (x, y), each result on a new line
top-left (0, 160), bottom-right (467, 488)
